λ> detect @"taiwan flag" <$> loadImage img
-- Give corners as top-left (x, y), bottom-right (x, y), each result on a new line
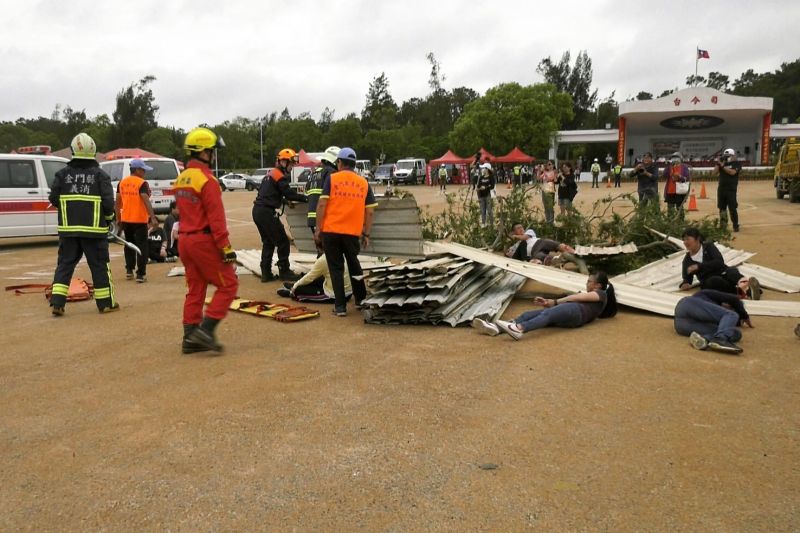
top-left (697, 48), bottom-right (710, 59)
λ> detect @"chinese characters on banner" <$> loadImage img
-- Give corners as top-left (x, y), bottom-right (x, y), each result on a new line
top-left (617, 117), bottom-right (626, 165)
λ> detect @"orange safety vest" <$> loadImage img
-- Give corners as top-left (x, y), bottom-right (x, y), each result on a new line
top-left (321, 170), bottom-right (370, 236)
top-left (118, 175), bottom-right (150, 223)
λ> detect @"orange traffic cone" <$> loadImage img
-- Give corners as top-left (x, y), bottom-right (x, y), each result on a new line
top-left (606, 175), bottom-right (612, 188)
top-left (687, 189), bottom-right (698, 211)
top-left (699, 182), bottom-right (707, 199)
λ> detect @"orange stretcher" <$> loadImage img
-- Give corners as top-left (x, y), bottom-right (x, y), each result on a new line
top-left (205, 297), bottom-right (319, 322)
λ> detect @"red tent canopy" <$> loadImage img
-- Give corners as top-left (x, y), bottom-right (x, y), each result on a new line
top-left (296, 149), bottom-right (320, 167)
top-left (104, 148), bottom-right (166, 160)
top-left (430, 150), bottom-right (471, 165)
top-left (495, 146), bottom-right (535, 164)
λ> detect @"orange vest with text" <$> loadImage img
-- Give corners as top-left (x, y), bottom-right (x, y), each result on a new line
top-left (321, 170), bottom-right (370, 236)
top-left (118, 175), bottom-right (149, 223)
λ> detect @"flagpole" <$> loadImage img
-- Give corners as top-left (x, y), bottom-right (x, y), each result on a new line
top-left (695, 45), bottom-right (699, 85)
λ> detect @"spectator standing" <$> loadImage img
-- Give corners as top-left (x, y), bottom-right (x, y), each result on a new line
top-left (632, 152), bottom-right (659, 207)
top-left (314, 147), bottom-right (378, 317)
top-left (115, 158), bottom-right (158, 283)
top-left (664, 152), bottom-right (691, 216)
top-left (539, 160), bottom-right (557, 224)
top-left (716, 148), bottom-right (741, 232)
top-left (556, 161), bottom-right (578, 215)
top-left (476, 163), bottom-right (495, 226)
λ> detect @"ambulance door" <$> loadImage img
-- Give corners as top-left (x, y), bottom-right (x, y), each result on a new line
top-left (0, 158), bottom-right (42, 237)
top-left (40, 159), bottom-right (67, 235)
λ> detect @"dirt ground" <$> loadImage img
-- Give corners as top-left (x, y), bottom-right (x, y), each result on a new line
top-left (1, 180), bottom-right (798, 531)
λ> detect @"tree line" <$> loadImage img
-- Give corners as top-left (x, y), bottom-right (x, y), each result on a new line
top-left (1, 52), bottom-right (798, 169)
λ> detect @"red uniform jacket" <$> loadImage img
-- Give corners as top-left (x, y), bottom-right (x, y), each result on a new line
top-left (173, 159), bottom-right (231, 249)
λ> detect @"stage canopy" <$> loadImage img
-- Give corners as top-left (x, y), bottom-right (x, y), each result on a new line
top-left (296, 149), bottom-right (320, 167)
top-left (430, 150), bottom-right (471, 165)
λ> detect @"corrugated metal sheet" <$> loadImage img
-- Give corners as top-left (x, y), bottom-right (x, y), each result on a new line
top-left (574, 243), bottom-right (639, 256)
top-left (285, 197), bottom-right (425, 258)
top-left (361, 254), bottom-right (527, 326)
top-left (737, 264), bottom-right (800, 293)
top-left (428, 241), bottom-right (800, 318)
top-left (235, 250), bottom-right (389, 277)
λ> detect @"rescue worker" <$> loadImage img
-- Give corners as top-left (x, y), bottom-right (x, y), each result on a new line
top-left (314, 147), bottom-right (378, 316)
top-left (590, 158), bottom-right (601, 188)
top-left (48, 133), bottom-right (118, 315)
top-left (174, 127), bottom-right (238, 354)
top-left (612, 161), bottom-right (623, 188)
top-left (307, 146), bottom-right (340, 235)
top-left (115, 159), bottom-right (158, 282)
top-left (252, 148), bottom-right (308, 282)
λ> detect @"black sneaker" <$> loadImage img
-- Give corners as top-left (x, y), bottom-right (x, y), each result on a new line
top-left (261, 271), bottom-right (276, 283)
top-left (332, 307), bottom-right (347, 317)
top-left (126, 270), bottom-right (134, 280)
top-left (282, 281), bottom-right (294, 290)
top-left (279, 269), bottom-right (301, 282)
top-left (707, 338), bottom-right (743, 355)
top-left (99, 304), bottom-right (121, 314)
top-left (136, 275), bottom-right (147, 283)
top-left (51, 305), bottom-right (65, 317)
top-left (277, 288), bottom-right (292, 298)
top-left (186, 326), bottom-right (223, 353)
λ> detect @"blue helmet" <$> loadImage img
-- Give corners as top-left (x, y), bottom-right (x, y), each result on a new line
top-left (337, 147), bottom-right (357, 163)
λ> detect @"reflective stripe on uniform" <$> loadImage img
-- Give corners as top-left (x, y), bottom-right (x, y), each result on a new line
top-left (106, 261), bottom-right (116, 306)
top-left (306, 189), bottom-right (323, 194)
top-left (307, 211), bottom-right (316, 218)
top-left (56, 225), bottom-right (108, 234)
top-left (95, 287), bottom-right (111, 299)
top-left (51, 283), bottom-right (69, 296)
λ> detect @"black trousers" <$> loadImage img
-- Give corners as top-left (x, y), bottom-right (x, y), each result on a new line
top-left (614, 173), bottom-right (621, 187)
top-left (51, 236), bottom-right (115, 310)
top-left (592, 173), bottom-right (599, 187)
top-left (322, 232), bottom-right (367, 310)
top-left (252, 205), bottom-right (290, 272)
top-left (717, 188), bottom-right (739, 228)
top-left (122, 222), bottom-right (148, 276)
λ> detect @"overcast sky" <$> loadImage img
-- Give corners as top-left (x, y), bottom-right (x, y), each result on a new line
top-left (2, 0), bottom-right (798, 130)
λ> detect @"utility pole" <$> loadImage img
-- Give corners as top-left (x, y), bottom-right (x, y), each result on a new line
top-left (260, 117), bottom-right (264, 168)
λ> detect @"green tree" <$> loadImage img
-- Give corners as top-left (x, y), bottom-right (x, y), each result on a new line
top-left (733, 60), bottom-right (800, 122)
top-left (636, 91), bottom-right (653, 100)
top-left (685, 74), bottom-right (706, 87)
top-left (212, 118), bottom-right (259, 169)
top-left (706, 71), bottom-right (730, 92)
top-left (537, 50), bottom-right (597, 129)
top-left (449, 82), bottom-right (573, 157)
top-left (594, 92), bottom-right (619, 129)
top-left (142, 127), bottom-right (181, 159)
top-left (361, 73), bottom-right (399, 131)
top-left (323, 116), bottom-right (363, 151)
top-left (110, 75), bottom-right (159, 148)
top-left (84, 114), bottom-right (112, 152)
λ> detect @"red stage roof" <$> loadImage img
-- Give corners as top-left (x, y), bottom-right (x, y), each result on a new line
top-left (104, 148), bottom-right (167, 160)
top-left (495, 146), bottom-right (535, 164)
top-left (296, 149), bottom-right (320, 167)
top-left (430, 150), bottom-right (471, 165)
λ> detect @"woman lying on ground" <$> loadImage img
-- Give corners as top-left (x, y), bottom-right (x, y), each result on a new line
top-left (276, 254), bottom-right (352, 304)
top-left (472, 272), bottom-right (617, 340)
top-left (674, 289), bottom-right (752, 355)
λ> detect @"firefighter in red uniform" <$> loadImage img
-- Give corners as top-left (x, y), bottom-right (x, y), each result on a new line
top-left (174, 127), bottom-right (238, 354)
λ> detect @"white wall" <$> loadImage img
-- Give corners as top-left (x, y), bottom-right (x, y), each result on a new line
top-left (625, 129), bottom-right (762, 163)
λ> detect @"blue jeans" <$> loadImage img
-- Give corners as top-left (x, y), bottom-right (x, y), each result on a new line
top-left (513, 303), bottom-right (584, 333)
top-left (673, 297), bottom-right (742, 342)
top-left (479, 196), bottom-right (493, 224)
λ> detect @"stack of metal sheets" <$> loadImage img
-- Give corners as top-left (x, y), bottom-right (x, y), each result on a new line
top-left (361, 254), bottom-right (527, 327)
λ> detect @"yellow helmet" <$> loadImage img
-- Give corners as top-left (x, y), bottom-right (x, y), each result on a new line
top-left (277, 148), bottom-right (298, 163)
top-left (183, 127), bottom-right (225, 155)
top-left (70, 132), bottom-right (97, 159)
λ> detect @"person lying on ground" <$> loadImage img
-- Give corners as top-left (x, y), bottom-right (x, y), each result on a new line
top-left (674, 289), bottom-right (752, 355)
top-left (276, 254), bottom-right (352, 304)
top-left (680, 227), bottom-right (761, 300)
top-left (505, 223), bottom-right (576, 264)
top-left (472, 272), bottom-right (617, 341)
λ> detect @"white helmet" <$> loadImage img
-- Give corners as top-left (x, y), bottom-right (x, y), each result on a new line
top-left (480, 162), bottom-right (492, 170)
top-left (320, 145), bottom-right (340, 166)
top-left (723, 148), bottom-right (735, 157)
top-left (70, 132), bottom-right (97, 160)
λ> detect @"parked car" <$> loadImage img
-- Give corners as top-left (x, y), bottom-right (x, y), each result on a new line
top-left (356, 159), bottom-right (373, 180)
top-left (0, 153), bottom-right (68, 237)
top-left (373, 163), bottom-right (396, 184)
top-left (100, 157), bottom-right (181, 214)
top-left (394, 158), bottom-right (426, 184)
top-left (246, 168), bottom-right (272, 191)
top-left (219, 173), bottom-right (249, 191)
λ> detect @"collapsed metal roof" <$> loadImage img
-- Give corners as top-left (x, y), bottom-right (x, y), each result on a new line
top-left (361, 254), bottom-right (526, 326)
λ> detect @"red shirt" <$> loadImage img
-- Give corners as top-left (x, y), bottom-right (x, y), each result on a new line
top-left (173, 159), bottom-right (231, 249)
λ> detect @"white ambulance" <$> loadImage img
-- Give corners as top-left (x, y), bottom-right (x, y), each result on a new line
top-left (100, 157), bottom-right (181, 214)
top-left (0, 153), bottom-right (69, 237)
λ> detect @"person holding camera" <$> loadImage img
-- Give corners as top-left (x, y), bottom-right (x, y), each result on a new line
top-left (631, 152), bottom-right (658, 208)
top-left (716, 148), bottom-right (741, 232)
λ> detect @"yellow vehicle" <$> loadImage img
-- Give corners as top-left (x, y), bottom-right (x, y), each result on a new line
top-left (774, 137), bottom-right (800, 202)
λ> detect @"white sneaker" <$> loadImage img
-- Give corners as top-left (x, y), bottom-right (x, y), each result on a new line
top-left (495, 319), bottom-right (523, 341)
top-left (689, 331), bottom-right (708, 351)
top-left (472, 317), bottom-right (500, 337)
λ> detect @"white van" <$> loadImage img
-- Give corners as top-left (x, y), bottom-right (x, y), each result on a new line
top-left (100, 157), bottom-right (181, 214)
top-left (0, 153), bottom-right (68, 237)
top-left (355, 159), bottom-right (373, 180)
top-left (394, 158), bottom-right (426, 184)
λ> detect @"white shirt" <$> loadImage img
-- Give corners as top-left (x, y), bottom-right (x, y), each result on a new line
top-left (292, 255), bottom-right (351, 298)
top-left (690, 247), bottom-right (703, 263)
